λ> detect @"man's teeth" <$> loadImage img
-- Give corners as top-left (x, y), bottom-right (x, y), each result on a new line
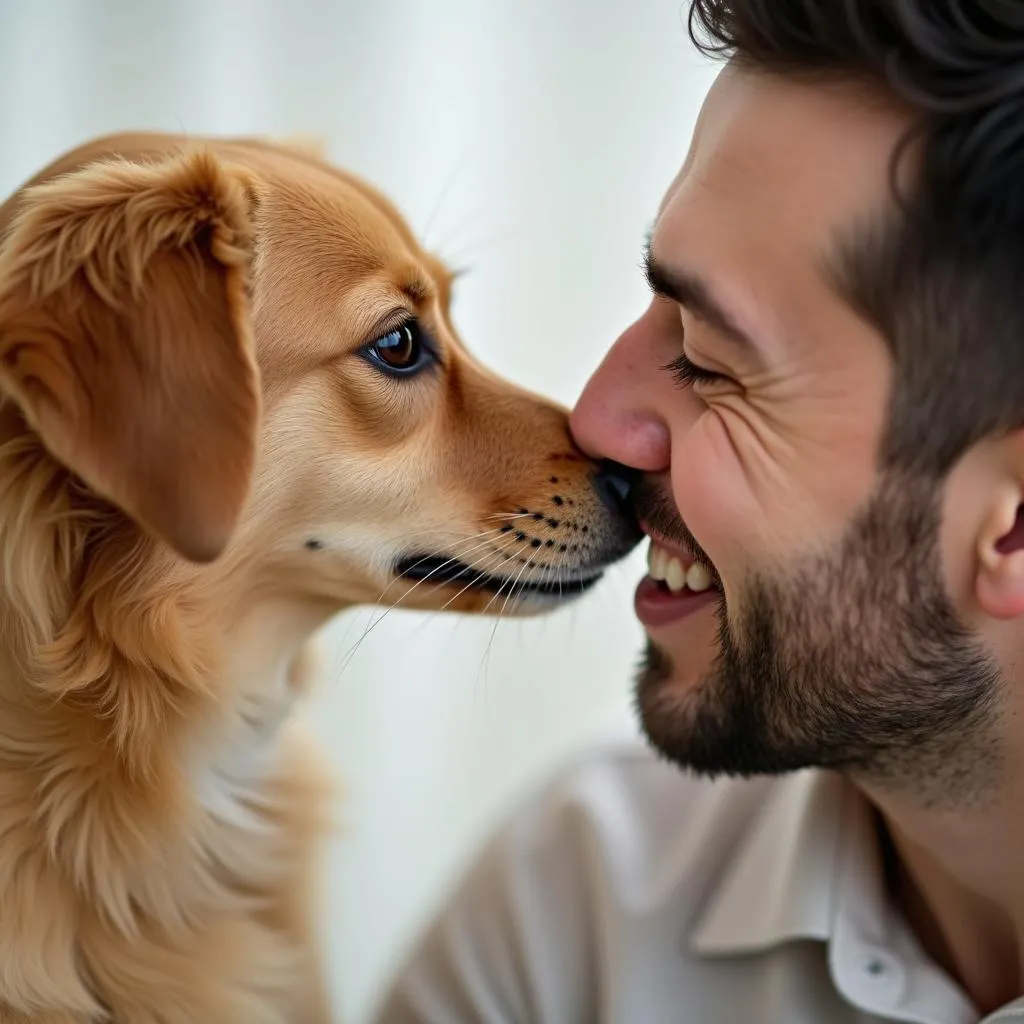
top-left (646, 542), bottom-right (713, 594)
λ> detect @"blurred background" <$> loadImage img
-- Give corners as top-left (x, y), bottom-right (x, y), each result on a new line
top-left (0, 3), bottom-right (718, 1019)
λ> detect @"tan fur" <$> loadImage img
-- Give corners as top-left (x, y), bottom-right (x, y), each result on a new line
top-left (0, 132), bottom-right (635, 1022)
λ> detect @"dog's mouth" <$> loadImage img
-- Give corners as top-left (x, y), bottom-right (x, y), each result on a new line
top-left (395, 554), bottom-right (603, 600)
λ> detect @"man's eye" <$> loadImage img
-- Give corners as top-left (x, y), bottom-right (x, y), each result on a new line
top-left (663, 352), bottom-right (730, 388)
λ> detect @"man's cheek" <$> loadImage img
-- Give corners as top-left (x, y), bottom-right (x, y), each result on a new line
top-left (671, 415), bottom-right (758, 583)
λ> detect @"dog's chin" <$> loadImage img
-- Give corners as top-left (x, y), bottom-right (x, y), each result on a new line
top-left (392, 553), bottom-right (603, 617)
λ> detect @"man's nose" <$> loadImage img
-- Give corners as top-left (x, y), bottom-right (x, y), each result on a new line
top-left (570, 320), bottom-right (672, 473)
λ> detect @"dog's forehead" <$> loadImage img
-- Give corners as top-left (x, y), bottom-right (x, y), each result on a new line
top-left (242, 142), bottom-right (453, 304)
top-left (222, 140), bottom-right (469, 383)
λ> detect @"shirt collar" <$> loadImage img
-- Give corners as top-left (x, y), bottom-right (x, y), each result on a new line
top-left (691, 769), bottom-right (848, 955)
top-left (689, 769), bottom-right (979, 1024)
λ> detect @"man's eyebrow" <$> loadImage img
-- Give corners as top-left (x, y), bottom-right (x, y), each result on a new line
top-left (642, 244), bottom-right (760, 353)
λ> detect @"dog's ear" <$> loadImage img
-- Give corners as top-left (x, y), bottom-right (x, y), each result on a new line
top-left (0, 149), bottom-right (261, 563)
top-left (276, 134), bottom-right (329, 161)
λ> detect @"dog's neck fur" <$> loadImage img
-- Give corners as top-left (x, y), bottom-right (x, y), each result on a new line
top-left (0, 407), bottom-right (332, 931)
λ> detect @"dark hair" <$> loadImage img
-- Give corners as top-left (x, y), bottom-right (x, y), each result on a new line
top-left (688, 1), bottom-right (1024, 477)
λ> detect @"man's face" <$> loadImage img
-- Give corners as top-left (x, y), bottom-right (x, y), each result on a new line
top-left (571, 67), bottom-right (1002, 802)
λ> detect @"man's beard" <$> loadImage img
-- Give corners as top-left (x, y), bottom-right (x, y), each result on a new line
top-left (634, 473), bottom-right (1003, 809)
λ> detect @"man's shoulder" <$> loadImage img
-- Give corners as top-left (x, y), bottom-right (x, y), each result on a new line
top-left (501, 740), bottom-right (786, 892)
top-left (374, 746), bottom-right (851, 1024)
top-left (533, 738), bottom-right (781, 827)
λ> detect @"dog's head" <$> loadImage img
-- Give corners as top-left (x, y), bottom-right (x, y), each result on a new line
top-left (0, 134), bottom-right (639, 634)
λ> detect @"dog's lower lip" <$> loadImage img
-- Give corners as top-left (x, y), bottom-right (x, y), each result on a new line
top-left (395, 554), bottom-right (602, 597)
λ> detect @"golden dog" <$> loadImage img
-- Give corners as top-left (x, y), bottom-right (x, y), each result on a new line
top-left (0, 133), bottom-right (638, 1022)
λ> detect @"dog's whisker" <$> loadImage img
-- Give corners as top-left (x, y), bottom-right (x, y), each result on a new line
top-left (474, 553), bottom-right (537, 693)
top-left (333, 505), bottom-right (603, 679)
top-left (501, 550), bottom-right (537, 615)
top-left (401, 541), bottom-right (528, 637)
top-left (477, 543), bottom-right (534, 618)
top-left (397, 546), bottom-right (529, 643)
top-left (420, 153), bottom-right (474, 250)
top-left (433, 206), bottom-right (509, 263)
top-left (428, 541), bottom-right (534, 620)
top-left (430, 547), bottom-right (526, 618)
top-left (336, 534), bottom-right (524, 675)
top-left (481, 511), bottom-right (535, 522)
top-left (362, 528), bottom-right (512, 612)
top-left (438, 224), bottom-right (514, 271)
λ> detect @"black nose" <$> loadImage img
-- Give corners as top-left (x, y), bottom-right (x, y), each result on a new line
top-left (593, 460), bottom-right (640, 528)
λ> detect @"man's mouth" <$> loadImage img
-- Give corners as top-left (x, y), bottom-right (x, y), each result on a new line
top-left (635, 535), bottom-right (720, 628)
top-left (646, 539), bottom-right (714, 594)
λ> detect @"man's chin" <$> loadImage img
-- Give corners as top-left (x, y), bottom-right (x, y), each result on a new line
top-left (633, 639), bottom-right (717, 766)
top-left (634, 638), bottom-right (777, 779)
top-left (636, 615), bottom-right (719, 694)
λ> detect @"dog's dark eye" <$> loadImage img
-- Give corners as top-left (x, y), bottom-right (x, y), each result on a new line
top-left (364, 321), bottom-right (434, 377)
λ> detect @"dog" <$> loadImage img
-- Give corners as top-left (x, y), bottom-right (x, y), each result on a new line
top-left (0, 132), bottom-right (639, 1022)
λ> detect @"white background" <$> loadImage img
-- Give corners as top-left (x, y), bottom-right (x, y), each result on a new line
top-left (0, 3), bottom-right (719, 1019)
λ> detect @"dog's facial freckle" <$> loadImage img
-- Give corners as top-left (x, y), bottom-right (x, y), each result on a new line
top-left (304, 538), bottom-right (325, 551)
top-left (530, 539), bottom-right (542, 548)
top-left (546, 540), bottom-right (555, 548)
top-left (546, 518), bottom-right (559, 529)
top-left (515, 532), bottom-right (527, 542)
top-left (552, 496), bottom-right (564, 507)
top-left (550, 476), bottom-right (559, 484)
top-left (500, 525), bottom-right (513, 533)
top-left (532, 512), bottom-right (544, 522)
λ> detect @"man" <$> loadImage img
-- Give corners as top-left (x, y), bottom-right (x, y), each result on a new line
top-left (374, 2), bottom-right (1024, 1021)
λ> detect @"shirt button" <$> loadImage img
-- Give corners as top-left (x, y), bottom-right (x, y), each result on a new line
top-left (858, 950), bottom-right (905, 1004)
top-left (865, 957), bottom-right (887, 977)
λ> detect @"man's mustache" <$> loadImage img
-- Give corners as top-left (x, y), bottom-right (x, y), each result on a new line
top-left (631, 476), bottom-right (720, 581)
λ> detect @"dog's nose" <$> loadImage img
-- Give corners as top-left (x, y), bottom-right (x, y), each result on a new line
top-left (593, 460), bottom-right (640, 524)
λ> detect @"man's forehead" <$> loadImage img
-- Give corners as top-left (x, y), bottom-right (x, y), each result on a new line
top-left (645, 67), bottom-right (914, 369)
top-left (653, 66), bottom-right (910, 247)
top-left (654, 64), bottom-right (730, 221)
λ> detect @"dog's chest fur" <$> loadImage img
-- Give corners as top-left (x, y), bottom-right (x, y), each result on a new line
top-left (189, 669), bottom-right (300, 837)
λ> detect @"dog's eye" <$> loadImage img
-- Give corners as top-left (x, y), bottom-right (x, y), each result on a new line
top-left (364, 321), bottom-right (434, 377)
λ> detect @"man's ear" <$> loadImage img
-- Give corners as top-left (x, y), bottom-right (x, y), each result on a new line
top-left (977, 491), bottom-right (1024, 620)
top-left (0, 148), bottom-right (261, 563)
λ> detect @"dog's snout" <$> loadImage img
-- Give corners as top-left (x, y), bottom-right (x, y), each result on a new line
top-left (593, 460), bottom-right (640, 529)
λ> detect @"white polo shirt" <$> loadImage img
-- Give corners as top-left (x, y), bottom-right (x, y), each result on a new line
top-left (372, 743), bottom-right (1024, 1023)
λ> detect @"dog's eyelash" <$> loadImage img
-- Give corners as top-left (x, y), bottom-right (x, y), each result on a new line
top-left (663, 352), bottom-right (727, 388)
